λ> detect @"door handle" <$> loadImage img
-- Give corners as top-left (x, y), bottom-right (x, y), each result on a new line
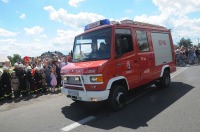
top-left (117, 63), bottom-right (122, 66)
top-left (134, 60), bottom-right (138, 63)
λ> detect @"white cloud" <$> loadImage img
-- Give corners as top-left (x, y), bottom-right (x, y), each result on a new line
top-left (44, 6), bottom-right (104, 27)
top-left (39, 34), bottom-right (48, 38)
top-left (1, 0), bottom-right (9, 3)
top-left (0, 40), bottom-right (54, 57)
top-left (133, 0), bottom-right (200, 45)
top-left (69, 0), bottom-right (84, 7)
top-left (0, 39), bottom-right (16, 43)
top-left (20, 13), bottom-right (26, 19)
top-left (51, 29), bottom-right (82, 53)
top-left (52, 29), bottom-right (81, 44)
top-left (24, 26), bottom-right (44, 35)
top-left (134, 14), bottom-right (169, 26)
top-left (0, 28), bottom-right (17, 37)
top-left (152, 0), bottom-right (200, 16)
top-left (0, 29), bottom-right (82, 57)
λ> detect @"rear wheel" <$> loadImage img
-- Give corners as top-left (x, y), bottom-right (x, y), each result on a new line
top-left (107, 85), bottom-right (127, 111)
top-left (155, 70), bottom-right (171, 88)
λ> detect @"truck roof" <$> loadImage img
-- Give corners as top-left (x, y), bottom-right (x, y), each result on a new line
top-left (80, 19), bottom-right (170, 36)
top-left (112, 19), bottom-right (168, 31)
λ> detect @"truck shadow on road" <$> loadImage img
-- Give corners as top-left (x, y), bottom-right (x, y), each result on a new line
top-left (61, 81), bottom-right (193, 130)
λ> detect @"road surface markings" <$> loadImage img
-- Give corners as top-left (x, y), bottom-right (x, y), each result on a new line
top-left (62, 116), bottom-right (96, 132)
top-left (171, 67), bottom-right (188, 79)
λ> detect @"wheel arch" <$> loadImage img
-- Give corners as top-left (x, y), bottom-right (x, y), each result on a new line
top-left (160, 65), bottom-right (170, 77)
top-left (106, 76), bottom-right (129, 92)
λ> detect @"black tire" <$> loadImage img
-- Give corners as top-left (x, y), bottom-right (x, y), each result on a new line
top-left (107, 85), bottom-right (127, 111)
top-left (160, 70), bottom-right (171, 88)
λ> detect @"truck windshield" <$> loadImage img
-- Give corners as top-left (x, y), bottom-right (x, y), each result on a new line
top-left (72, 27), bottom-right (111, 62)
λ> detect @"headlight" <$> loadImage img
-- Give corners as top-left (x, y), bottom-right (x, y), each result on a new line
top-left (90, 76), bottom-right (103, 82)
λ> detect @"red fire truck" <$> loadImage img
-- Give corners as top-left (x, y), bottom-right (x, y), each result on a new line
top-left (61, 19), bottom-right (176, 111)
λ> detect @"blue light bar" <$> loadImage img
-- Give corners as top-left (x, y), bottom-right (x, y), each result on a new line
top-left (84, 19), bottom-right (110, 31)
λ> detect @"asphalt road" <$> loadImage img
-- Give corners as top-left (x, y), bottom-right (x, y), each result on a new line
top-left (0, 66), bottom-right (200, 132)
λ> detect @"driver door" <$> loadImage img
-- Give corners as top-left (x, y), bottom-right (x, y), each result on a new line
top-left (115, 28), bottom-right (140, 89)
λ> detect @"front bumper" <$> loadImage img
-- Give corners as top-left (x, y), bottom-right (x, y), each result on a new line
top-left (61, 87), bottom-right (110, 102)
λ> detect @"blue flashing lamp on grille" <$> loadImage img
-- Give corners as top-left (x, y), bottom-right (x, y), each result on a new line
top-left (84, 19), bottom-right (110, 31)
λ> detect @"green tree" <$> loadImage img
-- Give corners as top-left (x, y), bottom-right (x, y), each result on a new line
top-left (177, 37), bottom-right (193, 48)
top-left (7, 54), bottom-right (22, 66)
top-left (7, 56), bottom-right (13, 65)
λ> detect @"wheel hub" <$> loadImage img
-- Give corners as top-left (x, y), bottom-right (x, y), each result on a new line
top-left (116, 92), bottom-right (125, 104)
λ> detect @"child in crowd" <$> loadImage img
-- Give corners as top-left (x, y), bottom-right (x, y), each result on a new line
top-left (50, 70), bottom-right (57, 92)
top-left (11, 71), bottom-right (19, 98)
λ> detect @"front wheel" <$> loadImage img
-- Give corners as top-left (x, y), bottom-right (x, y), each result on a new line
top-left (107, 85), bottom-right (127, 111)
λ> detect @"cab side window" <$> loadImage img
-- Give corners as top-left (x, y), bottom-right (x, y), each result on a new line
top-left (115, 29), bottom-right (133, 55)
top-left (136, 30), bottom-right (150, 52)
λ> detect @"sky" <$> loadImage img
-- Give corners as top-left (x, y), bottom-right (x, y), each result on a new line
top-left (0, 0), bottom-right (200, 57)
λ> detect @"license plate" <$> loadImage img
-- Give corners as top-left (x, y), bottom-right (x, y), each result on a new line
top-left (68, 90), bottom-right (79, 97)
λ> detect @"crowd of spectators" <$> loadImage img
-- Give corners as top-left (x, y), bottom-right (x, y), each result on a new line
top-left (0, 54), bottom-right (72, 102)
top-left (175, 45), bottom-right (200, 66)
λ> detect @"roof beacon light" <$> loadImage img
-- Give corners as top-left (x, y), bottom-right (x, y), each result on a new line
top-left (84, 19), bottom-right (110, 31)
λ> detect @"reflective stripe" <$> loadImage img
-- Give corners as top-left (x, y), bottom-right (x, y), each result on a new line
top-left (5, 93), bottom-right (12, 97)
top-left (20, 90), bottom-right (27, 93)
top-left (37, 88), bottom-right (43, 90)
top-left (30, 91), bottom-right (35, 93)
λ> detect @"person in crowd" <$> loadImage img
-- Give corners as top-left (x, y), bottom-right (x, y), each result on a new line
top-left (185, 47), bottom-right (189, 64)
top-left (18, 64), bottom-right (27, 97)
top-left (34, 67), bottom-right (42, 94)
top-left (52, 57), bottom-right (61, 89)
top-left (175, 47), bottom-right (181, 66)
top-left (26, 66), bottom-right (36, 97)
top-left (195, 46), bottom-right (200, 64)
top-left (188, 46), bottom-right (195, 65)
top-left (44, 66), bottom-right (51, 91)
top-left (1, 66), bottom-right (12, 99)
top-left (50, 70), bottom-right (57, 92)
top-left (60, 60), bottom-right (66, 68)
top-left (0, 71), bottom-right (5, 101)
top-left (13, 63), bottom-right (19, 77)
top-left (40, 69), bottom-right (47, 93)
top-left (11, 71), bottom-right (19, 98)
top-left (37, 59), bottom-right (43, 70)
top-left (180, 46), bottom-right (187, 66)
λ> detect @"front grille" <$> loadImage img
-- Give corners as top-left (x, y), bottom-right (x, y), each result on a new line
top-left (63, 76), bottom-right (82, 85)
